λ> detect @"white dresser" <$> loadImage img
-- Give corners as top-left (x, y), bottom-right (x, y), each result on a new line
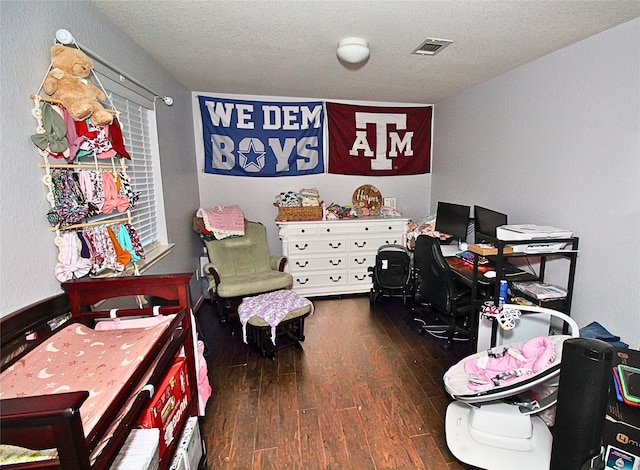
top-left (277, 218), bottom-right (409, 297)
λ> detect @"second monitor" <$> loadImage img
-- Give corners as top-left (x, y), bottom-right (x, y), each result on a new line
top-left (473, 205), bottom-right (508, 242)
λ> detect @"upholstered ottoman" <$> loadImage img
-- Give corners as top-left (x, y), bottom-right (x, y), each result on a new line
top-left (238, 290), bottom-right (313, 357)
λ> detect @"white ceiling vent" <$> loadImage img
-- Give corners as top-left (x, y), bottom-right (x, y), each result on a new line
top-left (412, 38), bottom-right (453, 56)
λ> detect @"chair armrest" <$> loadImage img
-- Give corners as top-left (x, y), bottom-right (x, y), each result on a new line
top-left (203, 262), bottom-right (221, 290)
top-left (270, 256), bottom-right (288, 272)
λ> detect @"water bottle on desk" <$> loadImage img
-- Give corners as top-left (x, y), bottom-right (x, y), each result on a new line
top-left (498, 280), bottom-right (508, 307)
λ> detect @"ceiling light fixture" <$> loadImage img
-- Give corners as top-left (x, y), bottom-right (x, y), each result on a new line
top-left (337, 37), bottom-right (370, 64)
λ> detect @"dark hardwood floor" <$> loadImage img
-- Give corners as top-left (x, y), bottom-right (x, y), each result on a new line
top-left (195, 294), bottom-right (471, 470)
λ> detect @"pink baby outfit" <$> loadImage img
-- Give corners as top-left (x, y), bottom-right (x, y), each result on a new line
top-left (464, 336), bottom-right (556, 390)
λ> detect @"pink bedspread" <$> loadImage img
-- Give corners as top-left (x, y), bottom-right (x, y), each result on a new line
top-left (0, 318), bottom-right (173, 437)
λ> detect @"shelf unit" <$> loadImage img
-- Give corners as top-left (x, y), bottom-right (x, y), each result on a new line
top-left (468, 235), bottom-right (579, 350)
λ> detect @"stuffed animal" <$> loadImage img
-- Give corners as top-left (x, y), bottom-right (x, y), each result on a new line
top-left (43, 44), bottom-right (113, 126)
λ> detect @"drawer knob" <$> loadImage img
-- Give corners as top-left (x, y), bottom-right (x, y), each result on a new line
top-left (296, 278), bottom-right (310, 285)
top-left (354, 241), bottom-right (367, 248)
top-left (296, 261), bottom-right (309, 268)
top-left (355, 274), bottom-right (367, 281)
top-left (354, 258), bottom-right (367, 265)
top-left (295, 243), bottom-right (309, 251)
top-left (329, 259), bottom-right (341, 266)
top-left (329, 242), bottom-right (342, 249)
top-left (326, 228), bottom-right (331, 232)
top-left (329, 275), bottom-right (342, 283)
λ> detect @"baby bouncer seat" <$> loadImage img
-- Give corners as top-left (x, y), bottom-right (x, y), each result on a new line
top-left (443, 304), bottom-right (580, 470)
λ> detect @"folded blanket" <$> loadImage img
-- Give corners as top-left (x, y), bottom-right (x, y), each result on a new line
top-left (196, 205), bottom-right (245, 239)
top-left (238, 290), bottom-right (312, 345)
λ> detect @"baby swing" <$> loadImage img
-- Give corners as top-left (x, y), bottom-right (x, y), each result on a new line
top-left (443, 304), bottom-right (580, 470)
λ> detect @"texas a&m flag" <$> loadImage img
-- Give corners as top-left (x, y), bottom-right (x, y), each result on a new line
top-left (326, 102), bottom-right (432, 176)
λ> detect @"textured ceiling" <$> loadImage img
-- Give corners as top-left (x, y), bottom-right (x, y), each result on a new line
top-left (91, 0), bottom-right (640, 104)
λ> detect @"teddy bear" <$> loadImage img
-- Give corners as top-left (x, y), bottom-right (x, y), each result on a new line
top-left (43, 44), bottom-right (113, 126)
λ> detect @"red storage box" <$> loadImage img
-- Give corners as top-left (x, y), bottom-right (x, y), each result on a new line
top-left (138, 357), bottom-right (191, 459)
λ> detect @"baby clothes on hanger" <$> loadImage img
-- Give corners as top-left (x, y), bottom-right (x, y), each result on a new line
top-left (113, 223), bottom-right (141, 263)
top-left (124, 223), bottom-right (145, 259)
top-left (54, 232), bottom-right (90, 282)
top-left (47, 169), bottom-right (90, 227)
top-left (101, 171), bottom-right (129, 214)
top-left (106, 225), bottom-right (131, 267)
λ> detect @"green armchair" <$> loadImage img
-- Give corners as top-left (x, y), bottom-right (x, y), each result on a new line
top-left (203, 221), bottom-right (293, 323)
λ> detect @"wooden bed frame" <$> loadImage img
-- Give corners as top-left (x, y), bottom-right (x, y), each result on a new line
top-left (0, 273), bottom-right (199, 470)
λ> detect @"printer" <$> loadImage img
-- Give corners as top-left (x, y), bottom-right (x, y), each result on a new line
top-left (496, 225), bottom-right (573, 253)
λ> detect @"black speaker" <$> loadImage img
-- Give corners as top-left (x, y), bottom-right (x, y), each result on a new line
top-left (550, 337), bottom-right (613, 470)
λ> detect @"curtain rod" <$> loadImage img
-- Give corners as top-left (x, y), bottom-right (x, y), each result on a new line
top-left (55, 29), bottom-right (173, 106)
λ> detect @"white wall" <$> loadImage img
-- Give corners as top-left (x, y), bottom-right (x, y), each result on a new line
top-left (0, 1), bottom-right (202, 316)
top-left (432, 19), bottom-right (640, 348)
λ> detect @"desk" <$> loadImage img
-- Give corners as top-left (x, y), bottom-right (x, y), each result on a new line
top-left (445, 256), bottom-right (492, 287)
top-left (446, 253), bottom-right (537, 352)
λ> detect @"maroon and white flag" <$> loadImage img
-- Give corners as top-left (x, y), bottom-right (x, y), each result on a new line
top-left (326, 102), bottom-right (432, 176)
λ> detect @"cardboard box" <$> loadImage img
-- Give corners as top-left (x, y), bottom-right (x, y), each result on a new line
top-left (138, 358), bottom-right (191, 459)
top-left (603, 348), bottom-right (640, 467)
top-left (468, 243), bottom-right (513, 256)
top-left (111, 428), bottom-right (160, 470)
top-left (169, 416), bottom-right (204, 470)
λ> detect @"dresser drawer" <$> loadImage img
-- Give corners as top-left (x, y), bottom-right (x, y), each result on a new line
top-left (349, 253), bottom-right (375, 269)
top-left (377, 220), bottom-right (407, 233)
top-left (291, 271), bottom-right (349, 290)
top-left (289, 254), bottom-right (348, 272)
top-left (279, 224), bottom-right (319, 237)
top-left (349, 235), bottom-right (404, 252)
top-left (350, 269), bottom-right (373, 287)
top-left (285, 238), bottom-right (347, 254)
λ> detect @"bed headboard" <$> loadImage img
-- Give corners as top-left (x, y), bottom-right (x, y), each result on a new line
top-left (62, 272), bottom-right (193, 318)
top-left (1, 293), bottom-right (72, 372)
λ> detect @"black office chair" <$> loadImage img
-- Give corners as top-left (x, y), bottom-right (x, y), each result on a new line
top-left (413, 234), bottom-right (473, 350)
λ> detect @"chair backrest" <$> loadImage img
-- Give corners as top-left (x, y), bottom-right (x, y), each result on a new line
top-left (204, 222), bottom-right (273, 278)
top-left (414, 235), bottom-right (457, 314)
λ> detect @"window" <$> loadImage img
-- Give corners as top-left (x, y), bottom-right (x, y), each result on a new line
top-left (95, 69), bottom-right (168, 257)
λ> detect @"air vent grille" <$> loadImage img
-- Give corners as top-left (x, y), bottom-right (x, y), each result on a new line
top-left (412, 38), bottom-right (453, 56)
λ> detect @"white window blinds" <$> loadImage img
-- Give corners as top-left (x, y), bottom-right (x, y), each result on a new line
top-left (109, 93), bottom-right (159, 248)
top-left (94, 68), bottom-right (165, 251)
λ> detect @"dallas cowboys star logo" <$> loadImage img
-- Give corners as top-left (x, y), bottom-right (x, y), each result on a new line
top-left (238, 138), bottom-right (266, 172)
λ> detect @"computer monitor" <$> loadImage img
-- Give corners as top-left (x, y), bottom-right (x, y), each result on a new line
top-left (434, 201), bottom-right (471, 243)
top-left (473, 205), bottom-right (508, 242)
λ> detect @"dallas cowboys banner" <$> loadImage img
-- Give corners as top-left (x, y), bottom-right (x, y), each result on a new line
top-left (326, 102), bottom-right (432, 176)
top-left (198, 95), bottom-right (325, 177)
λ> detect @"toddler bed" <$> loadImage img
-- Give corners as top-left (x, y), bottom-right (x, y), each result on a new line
top-left (0, 273), bottom-right (199, 470)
